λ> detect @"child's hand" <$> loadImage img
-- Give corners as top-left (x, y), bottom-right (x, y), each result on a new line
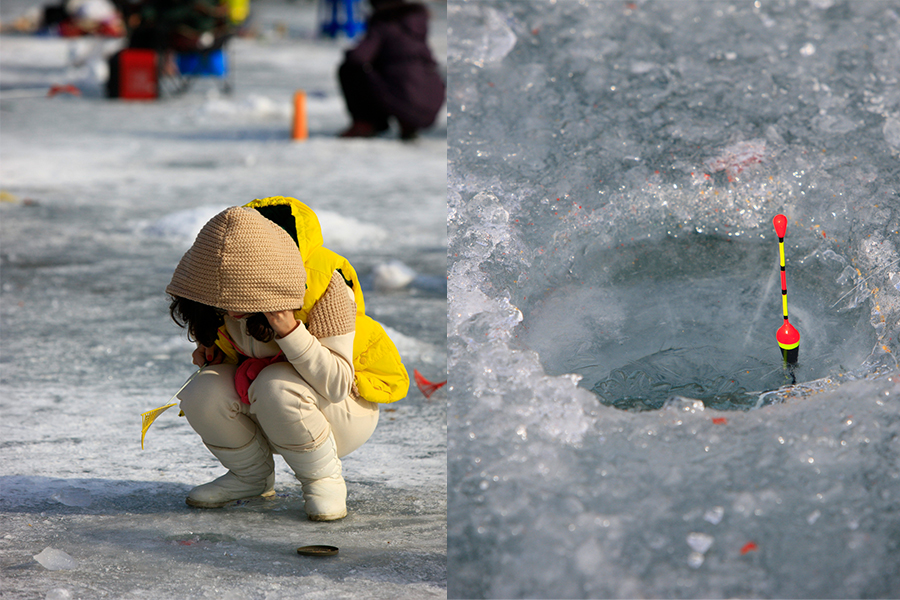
top-left (264, 310), bottom-right (300, 338)
top-left (193, 344), bottom-right (223, 366)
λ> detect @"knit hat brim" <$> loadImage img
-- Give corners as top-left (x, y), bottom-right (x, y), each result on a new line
top-left (166, 206), bottom-right (307, 313)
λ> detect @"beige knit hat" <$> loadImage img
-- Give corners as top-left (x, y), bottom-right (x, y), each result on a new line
top-left (166, 206), bottom-right (306, 312)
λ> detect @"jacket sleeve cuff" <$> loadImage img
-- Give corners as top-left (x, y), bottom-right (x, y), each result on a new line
top-left (276, 320), bottom-right (317, 360)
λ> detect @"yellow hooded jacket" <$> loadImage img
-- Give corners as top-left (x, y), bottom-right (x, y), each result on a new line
top-left (211, 196), bottom-right (409, 404)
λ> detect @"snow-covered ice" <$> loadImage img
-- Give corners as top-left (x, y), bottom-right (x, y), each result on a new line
top-left (0, 1), bottom-right (447, 598)
top-left (448, 1), bottom-right (900, 598)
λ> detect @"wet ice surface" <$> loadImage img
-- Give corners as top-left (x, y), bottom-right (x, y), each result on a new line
top-left (0, 1), bottom-right (447, 598)
top-left (448, 1), bottom-right (900, 598)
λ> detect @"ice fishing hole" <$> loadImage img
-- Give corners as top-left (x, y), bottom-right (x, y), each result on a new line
top-left (520, 234), bottom-right (875, 411)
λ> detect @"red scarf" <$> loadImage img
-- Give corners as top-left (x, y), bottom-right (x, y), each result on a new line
top-left (234, 352), bottom-right (286, 404)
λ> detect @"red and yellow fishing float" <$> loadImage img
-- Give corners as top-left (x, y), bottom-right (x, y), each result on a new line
top-left (773, 214), bottom-right (800, 364)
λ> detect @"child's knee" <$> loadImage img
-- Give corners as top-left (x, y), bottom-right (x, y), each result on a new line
top-left (248, 364), bottom-right (325, 449)
top-left (178, 366), bottom-right (244, 429)
top-left (248, 363), bottom-right (315, 408)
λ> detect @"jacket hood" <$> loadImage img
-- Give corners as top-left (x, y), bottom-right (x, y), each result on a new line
top-left (166, 206), bottom-right (307, 313)
top-left (245, 196), bottom-right (324, 263)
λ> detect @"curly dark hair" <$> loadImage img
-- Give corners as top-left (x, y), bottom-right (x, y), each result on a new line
top-left (168, 296), bottom-right (276, 346)
top-left (245, 313), bottom-right (276, 343)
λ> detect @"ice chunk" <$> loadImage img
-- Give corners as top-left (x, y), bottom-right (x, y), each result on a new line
top-left (686, 532), bottom-right (714, 554)
top-left (448, 5), bottom-right (517, 67)
top-left (33, 547), bottom-right (77, 571)
top-left (51, 487), bottom-right (92, 507)
top-left (45, 589), bottom-right (72, 600)
top-left (373, 260), bottom-right (417, 291)
top-left (703, 506), bottom-right (725, 525)
top-left (687, 551), bottom-right (705, 569)
top-left (664, 397), bottom-right (706, 414)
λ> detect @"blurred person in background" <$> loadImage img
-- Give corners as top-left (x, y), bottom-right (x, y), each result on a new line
top-left (338, 0), bottom-right (445, 140)
top-left (115, 0), bottom-right (232, 51)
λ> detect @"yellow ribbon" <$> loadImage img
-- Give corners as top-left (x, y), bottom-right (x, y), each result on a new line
top-left (141, 367), bottom-right (203, 449)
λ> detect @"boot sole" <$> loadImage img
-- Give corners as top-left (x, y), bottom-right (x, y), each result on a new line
top-left (186, 489), bottom-right (276, 509)
top-left (307, 508), bottom-right (348, 521)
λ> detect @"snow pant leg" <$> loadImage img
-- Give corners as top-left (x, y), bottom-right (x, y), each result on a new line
top-left (338, 61), bottom-right (390, 129)
top-left (178, 363), bottom-right (258, 449)
top-left (247, 362), bottom-right (379, 458)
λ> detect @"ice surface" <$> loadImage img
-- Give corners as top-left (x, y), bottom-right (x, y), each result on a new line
top-left (0, 1), bottom-right (447, 598)
top-left (448, 1), bottom-right (900, 598)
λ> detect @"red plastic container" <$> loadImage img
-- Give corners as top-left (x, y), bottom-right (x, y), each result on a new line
top-left (117, 49), bottom-right (158, 99)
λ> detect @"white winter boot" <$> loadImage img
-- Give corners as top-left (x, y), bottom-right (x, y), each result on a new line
top-left (275, 433), bottom-right (347, 521)
top-left (186, 430), bottom-right (276, 508)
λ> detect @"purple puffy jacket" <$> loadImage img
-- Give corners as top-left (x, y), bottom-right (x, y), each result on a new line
top-left (344, 2), bottom-right (445, 129)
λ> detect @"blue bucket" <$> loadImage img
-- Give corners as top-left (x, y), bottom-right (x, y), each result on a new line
top-left (177, 50), bottom-right (227, 77)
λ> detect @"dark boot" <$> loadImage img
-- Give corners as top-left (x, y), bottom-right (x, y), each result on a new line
top-left (399, 122), bottom-right (419, 141)
top-left (339, 120), bottom-right (377, 138)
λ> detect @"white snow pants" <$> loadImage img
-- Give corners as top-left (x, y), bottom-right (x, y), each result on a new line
top-left (178, 362), bottom-right (379, 458)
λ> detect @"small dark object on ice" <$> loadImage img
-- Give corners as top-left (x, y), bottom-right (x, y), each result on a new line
top-left (297, 545), bottom-right (339, 557)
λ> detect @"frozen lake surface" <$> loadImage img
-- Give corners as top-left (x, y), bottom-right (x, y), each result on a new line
top-left (448, 1), bottom-right (900, 598)
top-left (0, 1), bottom-right (447, 598)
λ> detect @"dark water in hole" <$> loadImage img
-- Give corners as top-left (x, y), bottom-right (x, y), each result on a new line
top-left (521, 234), bottom-right (875, 411)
